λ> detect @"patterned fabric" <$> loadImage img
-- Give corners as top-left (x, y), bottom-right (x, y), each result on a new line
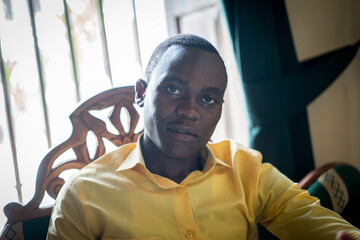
top-left (318, 168), bottom-right (348, 213)
top-left (0, 222), bottom-right (24, 240)
top-left (307, 165), bottom-right (360, 214)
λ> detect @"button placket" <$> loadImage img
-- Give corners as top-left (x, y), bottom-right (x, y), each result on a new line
top-left (173, 186), bottom-right (197, 239)
top-left (186, 231), bottom-right (194, 238)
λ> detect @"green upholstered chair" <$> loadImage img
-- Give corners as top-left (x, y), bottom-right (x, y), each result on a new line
top-left (299, 162), bottom-right (360, 228)
top-left (1, 86), bottom-right (142, 240)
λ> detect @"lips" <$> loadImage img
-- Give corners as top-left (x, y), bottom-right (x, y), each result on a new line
top-left (167, 124), bottom-right (199, 141)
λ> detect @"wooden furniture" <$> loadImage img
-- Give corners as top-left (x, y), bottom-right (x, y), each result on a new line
top-left (1, 86), bottom-right (143, 239)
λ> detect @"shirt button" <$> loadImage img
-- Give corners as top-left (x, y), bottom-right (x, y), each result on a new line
top-left (186, 231), bottom-right (193, 238)
top-left (176, 187), bottom-right (183, 193)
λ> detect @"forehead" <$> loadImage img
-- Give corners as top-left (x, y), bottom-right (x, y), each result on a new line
top-left (150, 45), bottom-right (227, 91)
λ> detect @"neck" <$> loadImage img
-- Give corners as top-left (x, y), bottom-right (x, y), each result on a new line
top-left (140, 135), bottom-right (203, 184)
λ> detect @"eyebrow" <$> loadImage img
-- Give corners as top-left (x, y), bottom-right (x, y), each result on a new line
top-left (163, 77), bottom-right (188, 86)
top-left (163, 77), bottom-right (222, 94)
top-left (202, 87), bottom-right (222, 94)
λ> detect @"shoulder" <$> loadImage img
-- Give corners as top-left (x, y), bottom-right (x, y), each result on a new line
top-left (59, 142), bottom-right (138, 194)
top-left (207, 139), bottom-right (262, 167)
top-left (207, 139), bottom-right (283, 188)
top-left (79, 142), bottom-right (137, 176)
top-left (86, 142), bottom-right (137, 170)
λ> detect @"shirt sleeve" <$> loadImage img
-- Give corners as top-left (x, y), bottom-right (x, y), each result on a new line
top-left (256, 163), bottom-right (360, 240)
top-left (47, 177), bottom-right (96, 240)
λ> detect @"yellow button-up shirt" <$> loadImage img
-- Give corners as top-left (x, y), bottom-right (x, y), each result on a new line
top-left (47, 139), bottom-right (360, 239)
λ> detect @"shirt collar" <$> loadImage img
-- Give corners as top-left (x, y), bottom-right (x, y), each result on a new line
top-left (116, 135), bottom-right (231, 173)
top-left (203, 144), bottom-right (232, 171)
top-left (116, 135), bottom-right (146, 172)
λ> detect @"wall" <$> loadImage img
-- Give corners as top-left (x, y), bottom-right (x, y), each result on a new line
top-left (285, 0), bottom-right (360, 169)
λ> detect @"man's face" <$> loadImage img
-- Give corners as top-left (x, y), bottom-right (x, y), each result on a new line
top-left (142, 45), bottom-right (227, 159)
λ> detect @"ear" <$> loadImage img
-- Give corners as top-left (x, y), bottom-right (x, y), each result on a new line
top-left (135, 78), bottom-right (147, 107)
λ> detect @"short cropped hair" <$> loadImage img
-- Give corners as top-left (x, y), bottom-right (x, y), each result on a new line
top-left (145, 34), bottom-right (227, 82)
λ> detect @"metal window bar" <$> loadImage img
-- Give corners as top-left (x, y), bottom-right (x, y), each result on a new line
top-left (2, 0), bottom-right (13, 20)
top-left (132, 0), bottom-right (143, 74)
top-left (63, 0), bottom-right (81, 102)
top-left (0, 40), bottom-right (23, 203)
top-left (97, 0), bottom-right (113, 86)
top-left (27, 0), bottom-right (52, 148)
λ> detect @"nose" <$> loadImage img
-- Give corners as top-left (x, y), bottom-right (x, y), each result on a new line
top-left (175, 97), bottom-right (200, 121)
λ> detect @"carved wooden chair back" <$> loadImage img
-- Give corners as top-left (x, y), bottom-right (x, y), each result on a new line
top-left (1, 86), bottom-right (142, 239)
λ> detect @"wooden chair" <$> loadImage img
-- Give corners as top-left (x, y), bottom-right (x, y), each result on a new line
top-left (1, 86), bottom-right (143, 240)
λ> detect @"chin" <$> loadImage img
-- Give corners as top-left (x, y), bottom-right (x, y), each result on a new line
top-left (162, 144), bottom-right (201, 160)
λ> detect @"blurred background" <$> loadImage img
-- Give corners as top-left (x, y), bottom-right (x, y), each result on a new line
top-left (0, 0), bottom-right (359, 227)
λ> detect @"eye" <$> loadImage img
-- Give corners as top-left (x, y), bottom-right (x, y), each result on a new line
top-left (201, 96), bottom-right (216, 104)
top-left (167, 86), bottom-right (181, 95)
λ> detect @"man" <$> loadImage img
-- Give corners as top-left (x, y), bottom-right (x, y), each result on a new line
top-left (47, 34), bottom-right (360, 239)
